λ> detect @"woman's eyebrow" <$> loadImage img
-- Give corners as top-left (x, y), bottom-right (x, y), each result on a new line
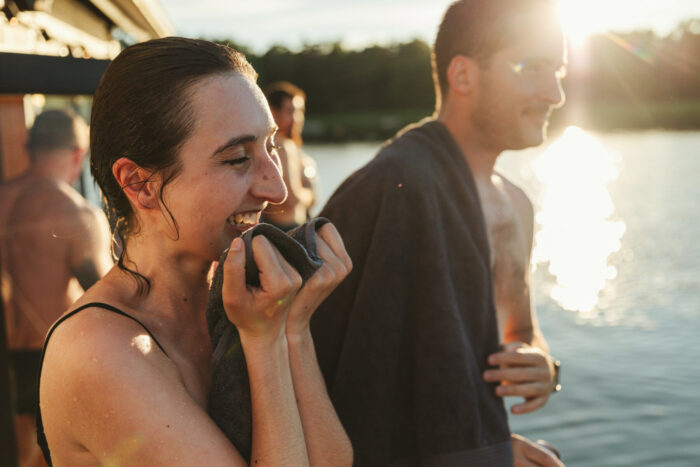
top-left (211, 134), bottom-right (256, 156)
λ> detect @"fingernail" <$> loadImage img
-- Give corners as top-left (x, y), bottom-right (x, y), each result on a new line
top-left (488, 355), bottom-right (497, 365)
top-left (232, 237), bottom-right (243, 251)
top-left (483, 370), bottom-right (492, 379)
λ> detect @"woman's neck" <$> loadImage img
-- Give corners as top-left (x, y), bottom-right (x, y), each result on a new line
top-left (114, 232), bottom-right (214, 320)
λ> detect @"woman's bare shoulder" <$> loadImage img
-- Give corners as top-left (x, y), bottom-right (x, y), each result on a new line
top-left (40, 305), bottom-right (244, 465)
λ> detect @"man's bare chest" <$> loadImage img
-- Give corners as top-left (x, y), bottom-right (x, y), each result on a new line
top-left (479, 188), bottom-right (530, 277)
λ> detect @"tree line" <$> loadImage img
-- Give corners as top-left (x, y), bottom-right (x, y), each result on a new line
top-left (214, 19), bottom-right (700, 140)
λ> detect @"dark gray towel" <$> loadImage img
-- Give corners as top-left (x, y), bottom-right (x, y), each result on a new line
top-left (205, 217), bottom-right (329, 460)
top-left (311, 120), bottom-right (513, 466)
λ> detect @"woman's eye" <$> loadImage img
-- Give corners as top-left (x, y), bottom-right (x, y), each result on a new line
top-left (223, 156), bottom-right (250, 167)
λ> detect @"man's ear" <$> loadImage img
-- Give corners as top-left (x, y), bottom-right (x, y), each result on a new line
top-left (446, 55), bottom-right (480, 96)
top-left (111, 157), bottom-right (159, 210)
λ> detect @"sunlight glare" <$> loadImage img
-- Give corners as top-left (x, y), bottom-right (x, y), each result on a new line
top-left (130, 334), bottom-right (153, 354)
top-left (557, 0), bottom-right (601, 48)
top-left (532, 126), bottom-right (625, 314)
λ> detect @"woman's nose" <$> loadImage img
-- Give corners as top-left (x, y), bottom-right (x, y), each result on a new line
top-left (251, 150), bottom-right (287, 204)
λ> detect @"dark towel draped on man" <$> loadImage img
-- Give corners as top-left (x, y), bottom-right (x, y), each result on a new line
top-left (311, 119), bottom-right (513, 466)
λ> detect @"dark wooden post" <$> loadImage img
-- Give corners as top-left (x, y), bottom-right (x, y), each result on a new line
top-left (0, 114), bottom-right (19, 467)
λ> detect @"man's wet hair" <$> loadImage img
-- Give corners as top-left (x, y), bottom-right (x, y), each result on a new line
top-left (432, 0), bottom-right (559, 106)
top-left (265, 81), bottom-right (306, 110)
top-left (90, 37), bottom-right (256, 294)
top-left (27, 109), bottom-right (86, 159)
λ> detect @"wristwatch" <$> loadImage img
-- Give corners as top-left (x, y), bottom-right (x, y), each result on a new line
top-left (552, 359), bottom-right (562, 393)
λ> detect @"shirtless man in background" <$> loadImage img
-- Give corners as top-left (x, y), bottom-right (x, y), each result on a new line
top-left (0, 109), bottom-right (112, 466)
top-left (262, 82), bottom-right (317, 230)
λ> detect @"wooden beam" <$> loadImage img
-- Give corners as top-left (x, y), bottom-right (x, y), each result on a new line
top-left (0, 53), bottom-right (110, 95)
top-left (0, 119), bottom-right (19, 467)
top-left (0, 96), bottom-right (28, 181)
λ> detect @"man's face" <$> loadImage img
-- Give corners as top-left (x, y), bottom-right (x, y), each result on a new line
top-left (271, 95), bottom-right (305, 139)
top-left (471, 17), bottom-right (566, 151)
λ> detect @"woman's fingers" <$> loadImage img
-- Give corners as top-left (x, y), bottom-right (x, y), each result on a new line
top-left (222, 238), bottom-right (248, 311)
top-left (252, 235), bottom-right (302, 297)
top-left (317, 223), bottom-right (352, 272)
top-left (314, 238), bottom-right (343, 283)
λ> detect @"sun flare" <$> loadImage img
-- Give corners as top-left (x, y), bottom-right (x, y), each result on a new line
top-left (557, 0), bottom-right (603, 48)
top-left (531, 127), bottom-right (626, 315)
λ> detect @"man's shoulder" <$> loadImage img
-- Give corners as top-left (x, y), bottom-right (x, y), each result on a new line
top-left (377, 117), bottom-right (444, 162)
top-left (9, 179), bottom-right (104, 237)
top-left (494, 173), bottom-right (535, 235)
top-left (497, 174), bottom-right (534, 216)
top-left (348, 118), bottom-right (446, 188)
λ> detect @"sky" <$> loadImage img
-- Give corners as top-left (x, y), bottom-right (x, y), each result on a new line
top-left (158, 0), bottom-right (700, 52)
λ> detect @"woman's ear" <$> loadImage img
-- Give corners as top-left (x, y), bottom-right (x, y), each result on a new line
top-left (446, 55), bottom-right (480, 97)
top-left (112, 157), bottom-right (159, 210)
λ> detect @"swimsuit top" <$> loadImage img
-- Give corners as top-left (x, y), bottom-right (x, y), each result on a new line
top-left (35, 302), bottom-right (168, 466)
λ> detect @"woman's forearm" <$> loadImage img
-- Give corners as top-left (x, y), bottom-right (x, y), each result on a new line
top-left (287, 329), bottom-right (353, 467)
top-left (242, 334), bottom-right (309, 466)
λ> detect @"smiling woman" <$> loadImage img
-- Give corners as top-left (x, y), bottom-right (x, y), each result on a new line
top-left (34, 37), bottom-right (353, 466)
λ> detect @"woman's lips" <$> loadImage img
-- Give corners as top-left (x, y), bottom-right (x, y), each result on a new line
top-left (226, 211), bottom-right (261, 228)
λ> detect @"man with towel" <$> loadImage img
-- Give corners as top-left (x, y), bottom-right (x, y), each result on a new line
top-left (312, 0), bottom-right (566, 465)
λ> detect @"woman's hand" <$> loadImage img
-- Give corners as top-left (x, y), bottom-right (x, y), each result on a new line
top-left (221, 235), bottom-right (303, 347)
top-left (286, 223), bottom-right (352, 338)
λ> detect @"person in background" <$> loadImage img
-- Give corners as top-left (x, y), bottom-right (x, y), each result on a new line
top-left (312, 0), bottom-right (566, 465)
top-left (0, 109), bottom-right (113, 466)
top-left (263, 81), bottom-right (317, 230)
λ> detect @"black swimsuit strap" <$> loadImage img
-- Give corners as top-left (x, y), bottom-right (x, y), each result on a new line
top-left (36, 301), bottom-right (168, 466)
top-left (52, 302), bottom-right (168, 355)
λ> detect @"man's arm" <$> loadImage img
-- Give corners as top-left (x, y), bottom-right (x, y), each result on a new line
top-left (485, 180), bottom-right (558, 414)
top-left (69, 204), bottom-right (113, 290)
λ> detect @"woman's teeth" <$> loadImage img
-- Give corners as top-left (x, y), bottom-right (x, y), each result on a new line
top-left (228, 212), bottom-right (259, 227)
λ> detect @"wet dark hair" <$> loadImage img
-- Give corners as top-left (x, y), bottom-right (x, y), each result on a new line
top-left (264, 81), bottom-right (306, 110)
top-left (432, 0), bottom-right (558, 106)
top-left (90, 37), bottom-right (256, 294)
top-left (27, 109), bottom-right (85, 159)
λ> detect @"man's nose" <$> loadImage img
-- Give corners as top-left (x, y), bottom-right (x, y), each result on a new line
top-left (251, 151), bottom-right (287, 204)
top-left (540, 74), bottom-right (566, 108)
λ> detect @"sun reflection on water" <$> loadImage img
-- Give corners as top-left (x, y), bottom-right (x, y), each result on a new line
top-left (532, 126), bottom-right (626, 314)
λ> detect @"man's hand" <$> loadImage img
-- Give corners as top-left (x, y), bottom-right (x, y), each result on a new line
top-left (484, 341), bottom-right (557, 414)
top-left (511, 434), bottom-right (564, 467)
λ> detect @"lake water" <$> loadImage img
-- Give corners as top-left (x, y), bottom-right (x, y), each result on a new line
top-left (306, 128), bottom-right (700, 466)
